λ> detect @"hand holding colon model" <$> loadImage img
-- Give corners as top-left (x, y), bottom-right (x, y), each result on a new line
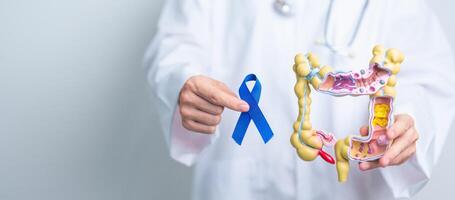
top-left (291, 45), bottom-right (411, 182)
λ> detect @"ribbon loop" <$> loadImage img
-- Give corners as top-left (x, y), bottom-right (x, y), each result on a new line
top-left (232, 74), bottom-right (274, 145)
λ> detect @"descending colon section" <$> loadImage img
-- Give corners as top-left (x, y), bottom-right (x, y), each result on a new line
top-left (349, 97), bottom-right (393, 161)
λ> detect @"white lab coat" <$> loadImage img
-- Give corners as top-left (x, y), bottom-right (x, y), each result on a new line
top-left (145, 0), bottom-right (455, 199)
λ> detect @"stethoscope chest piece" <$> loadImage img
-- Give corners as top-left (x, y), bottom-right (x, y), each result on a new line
top-left (274, 0), bottom-right (294, 17)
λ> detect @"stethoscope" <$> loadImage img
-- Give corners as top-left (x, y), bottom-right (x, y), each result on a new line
top-left (274, 0), bottom-right (370, 57)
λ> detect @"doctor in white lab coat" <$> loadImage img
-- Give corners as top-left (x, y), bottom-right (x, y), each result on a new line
top-left (145, 0), bottom-right (455, 199)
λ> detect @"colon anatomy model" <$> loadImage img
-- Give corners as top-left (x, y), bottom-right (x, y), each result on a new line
top-left (291, 45), bottom-right (404, 182)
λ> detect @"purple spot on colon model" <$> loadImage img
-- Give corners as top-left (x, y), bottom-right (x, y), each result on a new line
top-left (377, 135), bottom-right (389, 146)
top-left (367, 144), bottom-right (373, 154)
top-left (332, 74), bottom-right (356, 91)
top-left (369, 86), bottom-right (375, 92)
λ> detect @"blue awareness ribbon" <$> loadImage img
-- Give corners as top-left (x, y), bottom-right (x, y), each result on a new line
top-left (232, 74), bottom-right (274, 145)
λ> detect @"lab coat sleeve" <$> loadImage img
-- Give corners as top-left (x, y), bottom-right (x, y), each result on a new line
top-left (144, 0), bottom-right (215, 166)
top-left (378, 0), bottom-right (455, 198)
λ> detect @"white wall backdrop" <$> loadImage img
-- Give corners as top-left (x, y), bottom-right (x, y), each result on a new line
top-left (0, 0), bottom-right (453, 199)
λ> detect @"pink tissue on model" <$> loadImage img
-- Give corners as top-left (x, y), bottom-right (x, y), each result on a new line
top-left (316, 130), bottom-right (336, 146)
top-left (376, 134), bottom-right (389, 146)
top-left (318, 63), bottom-right (391, 96)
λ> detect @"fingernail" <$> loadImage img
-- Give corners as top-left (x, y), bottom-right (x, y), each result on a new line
top-left (239, 103), bottom-right (249, 112)
top-left (380, 158), bottom-right (389, 167)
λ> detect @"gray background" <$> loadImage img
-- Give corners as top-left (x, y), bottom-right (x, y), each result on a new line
top-left (0, 0), bottom-right (453, 199)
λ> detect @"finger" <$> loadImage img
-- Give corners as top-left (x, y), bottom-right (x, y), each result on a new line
top-left (180, 92), bottom-right (224, 115)
top-left (359, 125), bottom-right (369, 136)
top-left (359, 161), bottom-right (381, 171)
top-left (390, 142), bottom-right (417, 166)
top-left (380, 128), bottom-right (418, 166)
top-left (387, 114), bottom-right (414, 140)
top-left (180, 106), bottom-right (221, 126)
top-left (217, 82), bottom-right (238, 97)
top-left (182, 119), bottom-right (216, 134)
top-left (195, 82), bottom-right (249, 112)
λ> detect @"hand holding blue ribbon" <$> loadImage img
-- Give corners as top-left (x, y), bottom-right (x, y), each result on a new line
top-left (232, 74), bottom-right (274, 145)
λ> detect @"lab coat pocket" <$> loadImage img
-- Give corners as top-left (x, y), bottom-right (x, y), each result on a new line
top-left (195, 159), bottom-right (265, 200)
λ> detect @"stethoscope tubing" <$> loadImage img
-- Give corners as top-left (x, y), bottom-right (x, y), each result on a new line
top-left (275, 0), bottom-right (370, 56)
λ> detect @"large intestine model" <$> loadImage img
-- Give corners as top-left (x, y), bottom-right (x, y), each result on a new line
top-left (291, 45), bottom-right (404, 182)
